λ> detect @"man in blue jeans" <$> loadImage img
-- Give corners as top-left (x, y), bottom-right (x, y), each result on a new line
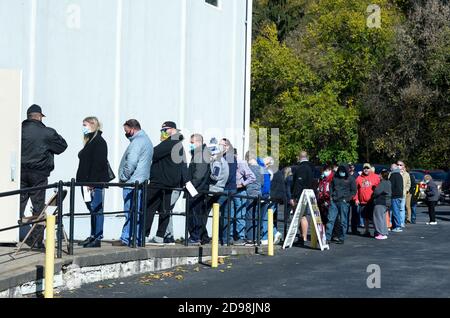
top-left (389, 163), bottom-right (404, 232)
top-left (115, 119), bottom-right (153, 246)
top-left (326, 165), bottom-right (356, 244)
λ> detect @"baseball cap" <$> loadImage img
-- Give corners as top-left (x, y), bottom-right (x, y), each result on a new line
top-left (161, 121), bottom-right (179, 131)
top-left (363, 163), bottom-right (371, 169)
top-left (27, 104), bottom-right (46, 117)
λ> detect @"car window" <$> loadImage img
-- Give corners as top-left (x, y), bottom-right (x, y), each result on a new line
top-left (411, 172), bottom-right (425, 181)
top-left (430, 172), bottom-right (447, 180)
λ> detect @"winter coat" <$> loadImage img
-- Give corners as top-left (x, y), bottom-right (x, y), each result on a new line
top-left (119, 130), bottom-right (153, 184)
top-left (389, 170), bottom-right (404, 199)
top-left (292, 160), bottom-right (314, 200)
top-left (373, 179), bottom-right (392, 207)
top-left (21, 119), bottom-right (68, 177)
top-left (425, 180), bottom-right (439, 202)
top-left (257, 158), bottom-right (271, 196)
top-left (76, 131), bottom-right (109, 183)
top-left (223, 151), bottom-right (237, 191)
top-left (318, 172), bottom-right (334, 205)
top-left (270, 170), bottom-right (286, 203)
top-left (330, 165), bottom-right (357, 203)
top-left (236, 159), bottom-right (256, 190)
top-left (188, 144), bottom-right (211, 192)
top-left (150, 133), bottom-right (187, 187)
top-left (354, 172), bottom-right (381, 205)
top-left (209, 156), bottom-right (229, 193)
top-left (401, 171), bottom-right (411, 196)
top-left (247, 164), bottom-right (263, 197)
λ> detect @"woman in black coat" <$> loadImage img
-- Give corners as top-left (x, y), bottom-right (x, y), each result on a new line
top-left (76, 117), bottom-right (110, 248)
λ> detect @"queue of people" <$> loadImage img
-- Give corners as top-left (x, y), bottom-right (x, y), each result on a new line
top-left (19, 104), bottom-right (441, 250)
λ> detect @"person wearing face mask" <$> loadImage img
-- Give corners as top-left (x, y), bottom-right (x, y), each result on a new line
top-left (20, 104), bottom-right (67, 249)
top-left (354, 163), bottom-right (380, 237)
top-left (326, 164), bottom-right (356, 244)
top-left (146, 121), bottom-right (187, 245)
top-left (424, 175), bottom-right (439, 225)
top-left (114, 119), bottom-right (153, 246)
top-left (76, 117), bottom-right (110, 248)
top-left (318, 165), bottom-right (334, 225)
top-left (389, 163), bottom-right (404, 232)
top-left (186, 134), bottom-right (211, 245)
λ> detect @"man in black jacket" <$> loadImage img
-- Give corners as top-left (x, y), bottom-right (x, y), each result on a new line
top-left (389, 163), bottom-right (404, 232)
top-left (146, 121), bottom-right (187, 245)
top-left (187, 134), bottom-right (211, 244)
top-left (20, 105), bottom-right (67, 247)
top-left (291, 151), bottom-right (314, 244)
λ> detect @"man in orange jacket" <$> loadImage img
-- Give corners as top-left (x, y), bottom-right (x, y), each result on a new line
top-left (354, 163), bottom-right (381, 237)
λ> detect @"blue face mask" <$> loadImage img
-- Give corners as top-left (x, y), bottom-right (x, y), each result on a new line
top-left (189, 144), bottom-right (196, 152)
top-left (82, 126), bottom-right (91, 135)
top-left (339, 172), bottom-right (346, 177)
top-left (324, 171), bottom-right (331, 177)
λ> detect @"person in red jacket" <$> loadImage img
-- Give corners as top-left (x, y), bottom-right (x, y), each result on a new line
top-left (318, 165), bottom-right (334, 225)
top-left (354, 163), bottom-right (381, 237)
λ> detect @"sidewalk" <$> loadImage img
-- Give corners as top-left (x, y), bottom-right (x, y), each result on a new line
top-left (0, 241), bottom-right (263, 297)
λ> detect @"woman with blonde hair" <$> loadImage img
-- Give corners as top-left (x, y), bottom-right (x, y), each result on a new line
top-left (76, 117), bottom-right (111, 248)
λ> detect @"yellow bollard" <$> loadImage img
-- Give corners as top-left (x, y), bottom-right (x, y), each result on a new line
top-left (211, 203), bottom-right (220, 268)
top-left (44, 215), bottom-right (56, 298)
top-left (268, 209), bottom-right (274, 256)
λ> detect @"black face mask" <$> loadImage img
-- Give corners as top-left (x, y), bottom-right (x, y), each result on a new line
top-left (125, 132), bottom-right (133, 139)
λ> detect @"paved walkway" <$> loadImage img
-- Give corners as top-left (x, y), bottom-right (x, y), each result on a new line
top-left (59, 206), bottom-right (450, 298)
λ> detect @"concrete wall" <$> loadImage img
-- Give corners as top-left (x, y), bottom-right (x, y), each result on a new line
top-left (0, 0), bottom-right (252, 240)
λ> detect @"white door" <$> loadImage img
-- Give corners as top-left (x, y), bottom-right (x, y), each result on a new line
top-left (0, 69), bottom-right (22, 243)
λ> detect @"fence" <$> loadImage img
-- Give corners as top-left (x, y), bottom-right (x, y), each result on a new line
top-left (0, 180), bottom-right (291, 258)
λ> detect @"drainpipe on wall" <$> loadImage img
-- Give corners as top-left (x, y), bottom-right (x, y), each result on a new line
top-left (243, 0), bottom-right (253, 159)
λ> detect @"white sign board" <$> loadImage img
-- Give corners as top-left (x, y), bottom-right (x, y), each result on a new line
top-left (283, 189), bottom-right (329, 251)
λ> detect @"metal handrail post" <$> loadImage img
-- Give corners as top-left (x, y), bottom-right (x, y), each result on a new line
top-left (69, 179), bottom-right (75, 255)
top-left (56, 181), bottom-right (64, 258)
top-left (131, 181), bottom-right (139, 248)
top-left (227, 191), bottom-right (232, 246)
top-left (184, 191), bottom-right (190, 247)
top-left (141, 181), bottom-right (148, 247)
top-left (257, 195), bottom-right (262, 246)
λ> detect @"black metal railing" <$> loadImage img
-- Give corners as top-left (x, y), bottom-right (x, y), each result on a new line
top-left (1, 180), bottom-right (291, 258)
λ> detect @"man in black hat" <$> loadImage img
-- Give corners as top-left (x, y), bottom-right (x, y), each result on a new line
top-left (146, 121), bottom-right (188, 245)
top-left (20, 104), bottom-right (67, 248)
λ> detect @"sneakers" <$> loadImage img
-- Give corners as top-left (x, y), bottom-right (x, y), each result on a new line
top-left (273, 232), bottom-right (282, 245)
top-left (375, 234), bottom-right (388, 240)
top-left (391, 227), bottom-right (403, 232)
top-left (146, 236), bottom-right (165, 246)
top-left (187, 238), bottom-right (201, 246)
top-left (83, 239), bottom-right (101, 248)
top-left (111, 240), bottom-right (128, 247)
top-left (234, 239), bottom-right (246, 246)
top-left (426, 222), bottom-right (438, 225)
top-left (260, 239), bottom-right (268, 246)
top-left (362, 231), bottom-right (372, 238)
top-left (78, 236), bottom-right (94, 246)
top-left (245, 240), bottom-right (256, 246)
top-left (164, 236), bottom-right (176, 246)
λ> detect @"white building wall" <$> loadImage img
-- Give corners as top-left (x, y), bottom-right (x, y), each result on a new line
top-left (0, 0), bottom-right (252, 240)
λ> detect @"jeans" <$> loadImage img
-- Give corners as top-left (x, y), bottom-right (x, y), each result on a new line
top-left (391, 198), bottom-right (402, 229)
top-left (350, 201), bottom-right (362, 232)
top-left (217, 190), bottom-right (236, 243)
top-left (189, 195), bottom-right (208, 241)
top-left (120, 188), bottom-right (143, 245)
top-left (268, 202), bottom-right (279, 235)
top-left (245, 197), bottom-right (259, 242)
top-left (411, 201), bottom-right (417, 223)
top-left (234, 190), bottom-right (247, 240)
top-left (399, 197), bottom-right (406, 226)
top-left (84, 188), bottom-right (104, 240)
top-left (326, 201), bottom-right (350, 241)
top-left (260, 195), bottom-right (270, 240)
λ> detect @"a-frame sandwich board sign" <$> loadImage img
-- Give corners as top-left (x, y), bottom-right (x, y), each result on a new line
top-left (282, 189), bottom-right (329, 251)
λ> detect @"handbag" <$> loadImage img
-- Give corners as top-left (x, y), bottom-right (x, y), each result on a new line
top-left (107, 161), bottom-right (116, 181)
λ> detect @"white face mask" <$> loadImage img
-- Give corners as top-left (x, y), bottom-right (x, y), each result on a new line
top-left (82, 126), bottom-right (91, 135)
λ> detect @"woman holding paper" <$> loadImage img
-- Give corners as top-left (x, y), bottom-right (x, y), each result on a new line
top-left (76, 117), bottom-right (111, 248)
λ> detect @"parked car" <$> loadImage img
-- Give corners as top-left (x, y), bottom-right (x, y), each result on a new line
top-left (411, 169), bottom-right (446, 205)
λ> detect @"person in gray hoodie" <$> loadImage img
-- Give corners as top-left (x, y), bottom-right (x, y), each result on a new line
top-left (244, 152), bottom-right (263, 245)
top-left (115, 119), bottom-right (153, 246)
top-left (372, 169), bottom-right (391, 239)
top-left (424, 174), bottom-right (439, 225)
